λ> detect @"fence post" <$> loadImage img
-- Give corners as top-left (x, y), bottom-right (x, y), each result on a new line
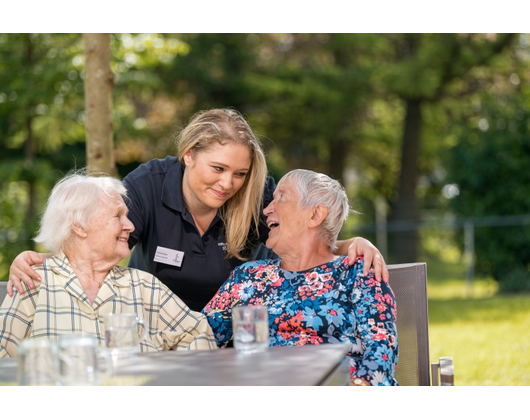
top-left (464, 219), bottom-right (475, 297)
top-left (375, 196), bottom-right (388, 258)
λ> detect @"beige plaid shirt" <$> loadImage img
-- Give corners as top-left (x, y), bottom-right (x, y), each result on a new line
top-left (0, 253), bottom-right (217, 358)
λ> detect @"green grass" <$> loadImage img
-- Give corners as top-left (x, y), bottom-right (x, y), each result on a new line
top-left (423, 251), bottom-right (530, 386)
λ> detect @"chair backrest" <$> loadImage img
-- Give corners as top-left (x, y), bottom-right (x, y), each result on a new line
top-left (0, 282), bottom-right (7, 306)
top-left (389, 262), bottom-right (431, 386)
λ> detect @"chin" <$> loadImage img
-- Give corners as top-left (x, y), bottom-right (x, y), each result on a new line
top-left (116, 249), bottom-right (130, 261)
top-left (206, 199), bottom-right (227, 209)
top-left (265, 240), bottom-right (277, 253)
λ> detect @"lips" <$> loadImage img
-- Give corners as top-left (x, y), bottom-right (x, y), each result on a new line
top-left (267, 221), bottom-right (279, 229)
top-left (211, 188), bottom-right (230, 199)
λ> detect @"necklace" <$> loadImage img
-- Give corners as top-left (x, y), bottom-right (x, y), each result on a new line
top-left (71, 261), bottom-right (104, 289)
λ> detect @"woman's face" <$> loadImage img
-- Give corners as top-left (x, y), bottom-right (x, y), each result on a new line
top-left (263, 178), bottom-right (312, 255)
top-left (84, 194), bottom-right (134, 264)
top-left (182, 141), bottom-right (251, 212)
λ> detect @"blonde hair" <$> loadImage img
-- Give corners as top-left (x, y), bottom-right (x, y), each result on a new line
top-left (34, 170), bottom-right (127, 254)
top-left (279, 169), bottom-right (352, 252)
top-left (176, 108), bottom-right (267, 260)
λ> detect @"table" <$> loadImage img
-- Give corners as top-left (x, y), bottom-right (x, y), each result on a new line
top-left (0, 343), bottom-right (350, 386)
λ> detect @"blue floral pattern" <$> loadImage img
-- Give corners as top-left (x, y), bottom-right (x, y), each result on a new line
top-left (203, 256), bottom-right (399, 385)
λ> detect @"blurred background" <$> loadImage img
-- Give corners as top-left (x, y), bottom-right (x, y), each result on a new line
top-left (1, 33), bottom-right (529, 385)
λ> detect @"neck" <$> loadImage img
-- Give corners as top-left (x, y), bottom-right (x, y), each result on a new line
top-left (278, 241), bottom-right (335, 272)
top-left (63, 246), bottom-right (112, 278)
top-left (181, 177), bottom-right (217, 236)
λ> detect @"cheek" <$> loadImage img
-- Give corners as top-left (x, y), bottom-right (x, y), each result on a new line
top-left (232, 178), bottom-right (247, 193)
top-left (191, 169), bottom-right (213, 187)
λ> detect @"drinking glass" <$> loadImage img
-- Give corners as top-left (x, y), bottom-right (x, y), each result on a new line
top-left (104, 313), bottom-right (147, 358)
top-left (17, 338), bottom-right (72, 386)
top-left (232, 305), bottom-right (269, 354)
top-left (58, 333), bottom-right (111, 385)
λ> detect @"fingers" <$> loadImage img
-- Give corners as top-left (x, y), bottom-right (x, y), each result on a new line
top-left (364, 253), bottom-right (389, 282)
top-left (8, 267), bottom-right (37, 296)
top-left (345, 237), bottom-right (388, 281)
top-left (7, 281), bottom-right (14, 298)
top-left (362, 251), bottom-right (375, 276)
top-left (24, 251), bottom-right (45, 267)
top-left (8, 251), bottom-right (43, 296)
top-left (382, 265), bottom-right (389, 283)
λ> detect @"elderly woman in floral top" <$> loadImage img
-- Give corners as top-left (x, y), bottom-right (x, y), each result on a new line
top-left (203, 169), bottom-right (399, 386)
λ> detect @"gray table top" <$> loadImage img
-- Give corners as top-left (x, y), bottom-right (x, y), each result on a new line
top-left (0, 343), bottom-right (350, 386)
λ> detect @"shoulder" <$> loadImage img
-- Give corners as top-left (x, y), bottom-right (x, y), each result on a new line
top-left (124, 156), bottom-right (180, 183)
top-left (332, 255), bottom-right (363, 273)
top-left (38, 255), bottom-right (71, 280)
top-left (123, 157), bottom-right (182, 204)
top-left (331, 256), bottom-right (371, 284)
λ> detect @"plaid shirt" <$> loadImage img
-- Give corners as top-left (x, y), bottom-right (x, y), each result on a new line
top-left (0, 253), bottom-right (217, 358)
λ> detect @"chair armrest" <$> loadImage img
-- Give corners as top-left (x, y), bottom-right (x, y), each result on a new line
top-left (431, 357), bottom-right (454, 386)
top-left (440, 357), bottom-right (454, 386)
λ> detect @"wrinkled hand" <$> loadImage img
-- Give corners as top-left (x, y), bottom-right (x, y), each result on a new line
top-left (7, 251), bottom-right (45, 296)
top-left (347, 237), bottom-right (388, 282)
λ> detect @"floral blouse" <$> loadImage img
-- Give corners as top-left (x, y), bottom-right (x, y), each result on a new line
top-left (203, 256), bottom-right (399, 386)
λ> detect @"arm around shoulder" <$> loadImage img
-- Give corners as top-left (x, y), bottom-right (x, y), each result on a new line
top-left (8, 251), bottom-right (48, 296)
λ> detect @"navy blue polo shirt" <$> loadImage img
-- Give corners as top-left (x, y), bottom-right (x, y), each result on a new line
top-left (123, 156), bottom-right (276, 311)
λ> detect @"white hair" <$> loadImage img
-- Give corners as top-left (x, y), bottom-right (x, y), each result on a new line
top-left (278, 169), bottom-right (353, 252)
top-left (34, 172), bottom-right (127, 254)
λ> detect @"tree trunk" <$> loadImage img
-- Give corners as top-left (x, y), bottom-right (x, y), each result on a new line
top-left (23, 35), bottom-right (37, 249)
top-left (389, 98), bottom-right (422, 263)
top-left (328, 137), bottom-right (348, 183)
top-left (83, 33), bottom-right (115, 176)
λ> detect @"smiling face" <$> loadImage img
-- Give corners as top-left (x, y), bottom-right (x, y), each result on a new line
top-left (182, 141), bottom-right (251, 213)
top-left (83, 193), bottom-right (134, 265)
top-left (263, 178), bottom-right (313, 256)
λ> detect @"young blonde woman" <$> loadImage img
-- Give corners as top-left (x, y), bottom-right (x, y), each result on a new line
top-left (8, 108), bottom-right (388, 311)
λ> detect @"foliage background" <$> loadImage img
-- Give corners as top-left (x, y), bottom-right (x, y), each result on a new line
top-left (2, 33), bottom-right (529, 289)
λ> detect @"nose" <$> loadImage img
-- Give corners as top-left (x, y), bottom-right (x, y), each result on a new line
top-left (123, 216), bottom-right (135, 233)
top-left (218, 172), bottom-right (234, 190)
top-left (263, 200), bottom-right (275, 216)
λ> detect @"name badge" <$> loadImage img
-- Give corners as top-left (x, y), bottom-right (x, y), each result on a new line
top-left (153, 246), bottom-right (185, 267)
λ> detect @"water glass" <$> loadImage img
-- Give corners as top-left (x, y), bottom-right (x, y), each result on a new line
top-left (232, 305), bottom-right (269, 354)
top-left (58, 333), bottom-right (111, 385)
top-left (104, 313), bottom-right (147, 358)
top-left (17, 338), bottom-right (70, 386)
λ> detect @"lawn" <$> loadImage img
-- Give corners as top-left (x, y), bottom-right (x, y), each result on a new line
top-left (423, 253), bottom-right (530, 386)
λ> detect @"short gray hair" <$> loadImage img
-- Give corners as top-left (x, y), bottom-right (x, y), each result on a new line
top-left (278, 169), bottom-right (353, 252)
top-left (34, 171), bottom-right (127, 254)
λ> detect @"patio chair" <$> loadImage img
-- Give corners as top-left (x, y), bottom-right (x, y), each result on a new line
top-left (389, 262), bottom-right (454, 386)
top-left (0, 282), bottom-right (7, 305)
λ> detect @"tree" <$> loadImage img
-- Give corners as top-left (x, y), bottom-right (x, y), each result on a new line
top-left (448, 101), bottom-right (530, 292)
top-left (380, 33), bottom-right (517, 263)
top-left (83, 33), bottom-right (115, 175)
top-left (446, 35), bottom-right (530, 292)
top-left (0, 34), bottom-right (85, 278)
top-left (164, 34), bottom-right (383, 183)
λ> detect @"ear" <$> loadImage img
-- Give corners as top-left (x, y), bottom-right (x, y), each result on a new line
top-left (71, 223), bottom-right (88, 238)
top-left (183, 150), bottom-right (193, 165)
top-left (308, 205), bottom-right (328, 228)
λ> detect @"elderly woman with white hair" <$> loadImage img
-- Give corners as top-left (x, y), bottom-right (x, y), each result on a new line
top-left (0, 171), bottom-right (216, 358)
top-left (204, 169), bottom-right (399, 386)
